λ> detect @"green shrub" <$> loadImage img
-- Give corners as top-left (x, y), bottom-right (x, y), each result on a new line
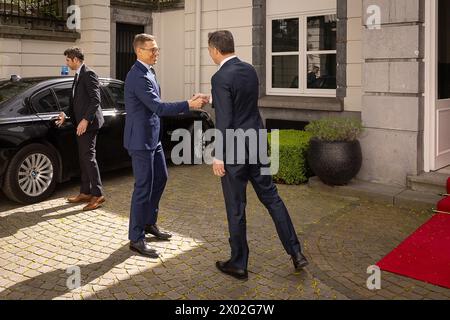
top-left (268, 130), bottom-right (313, 185)
top-left (305, 117), bottom-right (363, 142)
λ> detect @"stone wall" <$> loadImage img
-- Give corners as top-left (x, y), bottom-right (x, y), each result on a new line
top-left (358, 0), bottom-right (425, 186)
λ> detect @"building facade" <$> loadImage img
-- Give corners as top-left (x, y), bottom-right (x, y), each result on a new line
top-left (1, 0), bottom-right (449, 188)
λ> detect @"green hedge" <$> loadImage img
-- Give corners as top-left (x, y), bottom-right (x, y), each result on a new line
top-left (268, 130), bottom-right (313, 185)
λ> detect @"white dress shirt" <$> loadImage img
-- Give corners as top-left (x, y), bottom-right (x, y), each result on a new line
top-left (218, 55), bottom-right (237, 71)
top-left (72, 63), bottom-right (84, 97)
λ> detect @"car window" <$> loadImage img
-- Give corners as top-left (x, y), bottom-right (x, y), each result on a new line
top-left (31, 89), bottom-right (59, 113)
top-left (53, 84), bottom-right (72, 114)
top-left (100, 89), bottom-right (110, 110)
top-left (0, 80), bottom-right (40, 104)
top-left (103, 83), bottom-right (125, 110)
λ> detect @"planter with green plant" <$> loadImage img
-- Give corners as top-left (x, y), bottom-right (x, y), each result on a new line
top-left (305, 117), bottom-right (363, 186)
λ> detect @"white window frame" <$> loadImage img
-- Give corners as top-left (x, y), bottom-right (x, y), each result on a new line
top-left (266, 9), bottom-right (337, 97)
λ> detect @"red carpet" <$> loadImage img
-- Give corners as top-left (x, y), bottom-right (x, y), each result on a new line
top-left (377, 213), bottom-right (450, 289)
top-left (437, 197), bottom-right (450, 213)
top-left (447, 177), bottom-right (450, 194)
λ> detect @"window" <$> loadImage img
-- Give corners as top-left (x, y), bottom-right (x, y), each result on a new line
top-left (103, 83), bottom-right (125, 110)
top-left (31, 90), bottom-right (59, 113)
top-left (53, 85), bottom-right (72, 114)
top-left (267, 12), bottom-right (337, 96)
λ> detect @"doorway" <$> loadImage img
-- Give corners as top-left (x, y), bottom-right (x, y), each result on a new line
top-left (424, 0), bottom-right (450, 172)
top-left (116, 23), bottom-right (145, 81)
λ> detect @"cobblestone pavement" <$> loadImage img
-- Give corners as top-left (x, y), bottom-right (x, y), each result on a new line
top-left (0, 165), bottom-right (449, 300)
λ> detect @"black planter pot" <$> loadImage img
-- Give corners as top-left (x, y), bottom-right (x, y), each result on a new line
top-left (308, 138), bottom-right (362, 186)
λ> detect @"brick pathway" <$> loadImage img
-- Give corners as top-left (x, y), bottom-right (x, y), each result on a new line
top-left (0, 165), bottom-right (449, 300)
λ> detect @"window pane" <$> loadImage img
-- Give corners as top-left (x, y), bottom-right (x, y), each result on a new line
top-left (272, 56), bottom-right (299, 89)
top-left (438, 0), bottom-right (450, 99)
top-left (272, 18), bottom-right (299, 52)
top-left (53, 85), bottom-right (72, 114)
top-left (31, 90), bottom-right (59, 113)
top-left (307, 15), bottom-right (337, 51)
top-left (104, 83), bottom-right (125, 110)
top-left (307, 54), bottom-right (337, 89)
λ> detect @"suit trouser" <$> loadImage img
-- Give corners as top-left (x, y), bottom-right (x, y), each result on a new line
top-left (128, 144), bottom-right (168, 242)
top-left (76, 129), bottom-right (103, 197)
top-left (221, 163), bottom-right (302, 270)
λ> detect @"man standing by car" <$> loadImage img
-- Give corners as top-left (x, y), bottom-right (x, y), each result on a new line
top-left (56, 47), bottom-right (106, 211)
top-left (124, 34), bottom-right (207, 258)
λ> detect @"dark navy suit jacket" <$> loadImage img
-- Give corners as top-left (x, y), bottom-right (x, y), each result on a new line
top-left (211, 57), bottom-right (264, 162)
top-left (124, 61), bottom-right (189, 151)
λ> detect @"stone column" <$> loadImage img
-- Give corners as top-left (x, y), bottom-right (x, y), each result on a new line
top-left (74, 0), bottom-right (111, 77)
top-left (359, 0), bottom-right (425, 186)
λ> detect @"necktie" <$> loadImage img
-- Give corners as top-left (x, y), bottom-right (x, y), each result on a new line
top-left (150, 67), bottom-right (161, 96)
top-left (72, 73), bottom-right (79, 97)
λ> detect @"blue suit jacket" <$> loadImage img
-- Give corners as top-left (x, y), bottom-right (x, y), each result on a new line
top-left (124, 61), bottom-right (189, 151)
top-left (211, 57), bottom-right (264, 162)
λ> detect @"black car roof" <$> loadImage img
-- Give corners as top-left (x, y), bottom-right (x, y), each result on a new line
top-left (0, 76), bottom-right (123, 85)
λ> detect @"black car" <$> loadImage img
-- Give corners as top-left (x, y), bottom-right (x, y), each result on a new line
top-left (0, 76), bottom-right (214, 204)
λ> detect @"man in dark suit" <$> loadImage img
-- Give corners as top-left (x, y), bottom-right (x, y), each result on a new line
top-left (124, 34), bottom-right (206, 258)
top-left (207, 31), bottom-right (309, 280)
top-left (56, 47), bottom-right (106, 211)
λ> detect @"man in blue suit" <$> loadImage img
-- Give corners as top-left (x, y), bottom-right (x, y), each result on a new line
top-left (124, 34), bottom-right (206, 258)
top-left (207, 31), bottom-right (309, 279)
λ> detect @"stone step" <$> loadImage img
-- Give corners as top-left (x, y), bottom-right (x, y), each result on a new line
top-left (407, 172), bottom-right (448, 195)
top-left (308, 177), bottom-right (442, 211)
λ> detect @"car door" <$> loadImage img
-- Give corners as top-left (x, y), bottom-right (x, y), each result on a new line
top-left (101, 81), bottom-right (130, 165)
top-left (50, 83), bottom-right (80, 179)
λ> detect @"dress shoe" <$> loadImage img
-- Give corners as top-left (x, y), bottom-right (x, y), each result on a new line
top-left (83, 196), bottom-right (106, 211)
top-left (130, 239), bottom-right (159, 258)
top-left (67, 193), bottom-right (92, 204)
top-left (292, 252), bottom-right (309, 271)
top-left (216, 261), bottom-right (248, 280)
top-left (145, 224), bottom-right (172, 240)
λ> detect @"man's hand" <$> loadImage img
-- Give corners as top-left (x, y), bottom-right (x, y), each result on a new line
top-left (213, 158), bottom-right (226, 177)
top-left (77, 119), bottom-right (89, 136)
top-left (55, 112), bottom-right (66, 127)
top-left (188, 93), bottom-right (210, 109)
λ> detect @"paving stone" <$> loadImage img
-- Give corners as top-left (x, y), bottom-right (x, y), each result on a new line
top-left (0, 165), bottom-right (449, 300)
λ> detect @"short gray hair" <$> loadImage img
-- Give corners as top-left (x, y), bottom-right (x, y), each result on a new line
top-left (133, 34), bottom-right (156, 50)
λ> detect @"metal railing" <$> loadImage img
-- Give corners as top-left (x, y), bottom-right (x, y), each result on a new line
top-left (111, 0), bottom-right (184, 10)
top-left (0, 0), bottom-right (72, 31)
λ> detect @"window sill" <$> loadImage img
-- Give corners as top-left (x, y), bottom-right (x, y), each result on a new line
top-left (0, 25), bottom-right (80, 42)
top-left (258, 95), bottom-right (343, 112)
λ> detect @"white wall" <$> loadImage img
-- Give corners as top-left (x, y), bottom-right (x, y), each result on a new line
top-left (184, 0), bottom-right (253, 98)
top-left (152, 9), bottom-right (185, 101)
top-left (267, 0), bottom-right (336, 16)
top-left (0, 39), bottom-right (74, 79)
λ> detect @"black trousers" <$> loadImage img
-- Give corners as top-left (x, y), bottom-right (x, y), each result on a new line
top-left (221, 163), bottom-right (302, 270)
top-left (76, 130), bottom-right (103, 197)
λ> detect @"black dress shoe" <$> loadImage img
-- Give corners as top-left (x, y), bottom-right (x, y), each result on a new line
top-left (145, 224), bottom-right (172, 240)
top-left (216, 261), bottom-right (248, 280)
top-left (130, 239), bottom-right (159, 258)
top-left (292, 252), bottom-right (309, 270)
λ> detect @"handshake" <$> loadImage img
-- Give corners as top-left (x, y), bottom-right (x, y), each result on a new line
top-left (188, 93), bottom-right (210, 109)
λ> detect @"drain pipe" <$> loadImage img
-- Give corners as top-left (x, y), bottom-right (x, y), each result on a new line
top-left (195, 0), bottom-right (201, 93)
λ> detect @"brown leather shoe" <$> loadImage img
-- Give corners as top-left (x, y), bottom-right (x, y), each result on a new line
top-left (67, 193), bottom-right (92, 204)
top-left (83, 196), bottom-right (106, 211)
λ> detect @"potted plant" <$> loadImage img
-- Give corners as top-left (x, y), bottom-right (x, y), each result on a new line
top-left (305, 117), bottom-right (363, 186)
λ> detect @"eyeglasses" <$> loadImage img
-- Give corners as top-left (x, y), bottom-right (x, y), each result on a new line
top-left (140, 47), bottom-right (160, 54)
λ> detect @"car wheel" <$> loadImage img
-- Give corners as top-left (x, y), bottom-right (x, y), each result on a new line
top-left (2, 143), bottom-right (59, 204)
